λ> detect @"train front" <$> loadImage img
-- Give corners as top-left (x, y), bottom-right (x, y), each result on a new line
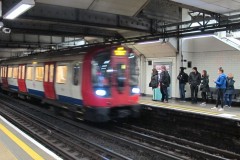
top-left (82, 46), bottom-right (140, 122)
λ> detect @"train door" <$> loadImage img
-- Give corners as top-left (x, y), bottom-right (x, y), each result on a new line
top-left (43, 62), bottom-right (56, 99)
top-left (154, 62), bottom-right (172, 98)
top-left (17, 65), bottom-right (27, 92)
top-left (1, 66), bottom-right (8, 88)
top-left (111, 54), bottom-right (129, 105)
top-left (55, 62), bottom-right (71, 103)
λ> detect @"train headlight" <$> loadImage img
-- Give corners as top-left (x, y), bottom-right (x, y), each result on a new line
top-left (132, 87), bottom-right (140, 94)
top-left (95, 89), bottom-right (107, 96)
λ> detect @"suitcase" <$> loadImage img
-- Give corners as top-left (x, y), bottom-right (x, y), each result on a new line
top-left (152, 88), bottom-right (162, 101)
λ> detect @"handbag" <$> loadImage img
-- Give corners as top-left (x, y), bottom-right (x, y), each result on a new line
top-left (149, 82), bottom-right (152, 87)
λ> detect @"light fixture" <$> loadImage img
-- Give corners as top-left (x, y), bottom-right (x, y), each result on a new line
top-left (95, 89), bottom-right (107, 96)
top-left (3, 0), bottom-right (35, 20)
top-left (137, 40), bottom-right (160, 45)
top-left (132, 88), bottom-right (140, 94)
top-left (182, 34), bottom-right (214, 40)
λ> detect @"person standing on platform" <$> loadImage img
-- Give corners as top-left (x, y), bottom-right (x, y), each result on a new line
top-left (150, 68), bottom-right (160, 101)
top-left (177, 67), bottom-right (188, 102)
top-left (200, 70), bottom-right (210, 106)
top-left (211, 67), bottom-right (227, 111)
top-left (188, 67), bottom-right (201, 104)
top-left (224, 73), bottom-right (235, 108)
top-left (159, 65), bottom-right (171, 103)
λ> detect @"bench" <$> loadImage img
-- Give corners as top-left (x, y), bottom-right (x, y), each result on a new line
top-left (207, 87), bottom-right (240, 104)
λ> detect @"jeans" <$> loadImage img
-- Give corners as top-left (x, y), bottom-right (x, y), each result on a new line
top-left (160, 85), bottom-right (168, 102)
top-left (201, 92), bottom-right (207, 103)
top-left (190, 85), bottom-right (198, 102)
top-left (216, 88), bottom-right (225, 108)
top-left (179, 83), bottom-right (185, 100)
top-left (224, 94), bottom-right (233, 106)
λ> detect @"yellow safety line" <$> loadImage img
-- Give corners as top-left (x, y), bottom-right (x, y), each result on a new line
top-left (140, 101), bottom-right (221, 115)
top-left (0, 123), bottom-right (44, 160)
top-left (141, 100), bottom-right (240, 119)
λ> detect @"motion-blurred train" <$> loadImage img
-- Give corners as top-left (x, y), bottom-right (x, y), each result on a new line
top-left (0, 46), bottom-right (140, 122)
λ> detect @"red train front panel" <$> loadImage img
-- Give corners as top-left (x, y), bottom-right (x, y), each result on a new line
top-left (82, 46), bottom-right (139, 108)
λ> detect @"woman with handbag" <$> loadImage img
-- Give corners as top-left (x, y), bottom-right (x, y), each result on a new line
top-left (200, 70), bottom-right (210, 106)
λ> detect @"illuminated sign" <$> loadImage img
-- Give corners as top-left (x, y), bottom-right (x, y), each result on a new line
top-left (121, 65), bottom-right (126, 69)
top-left (114, 47), bottom-right (126, 56)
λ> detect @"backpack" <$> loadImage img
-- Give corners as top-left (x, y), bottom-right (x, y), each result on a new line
top-left (150, 75), bottom-right (158, 88)
top-left (163, 71), bottom-right (171, 86)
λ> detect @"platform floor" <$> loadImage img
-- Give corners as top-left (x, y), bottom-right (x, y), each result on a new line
top-left (0, 115), bottom-right (62, 160)
top-left (140, 97), bottom-right (240, 121)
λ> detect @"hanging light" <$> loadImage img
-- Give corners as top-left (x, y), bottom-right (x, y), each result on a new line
top-left (3, 0), bottom-right (35, 20)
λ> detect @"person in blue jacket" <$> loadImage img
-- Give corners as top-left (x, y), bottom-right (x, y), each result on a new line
top-left (211, 67), bottom-right (227, 111)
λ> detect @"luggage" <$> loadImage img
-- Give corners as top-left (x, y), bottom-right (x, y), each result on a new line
top-left (152, 88), bottom-right (162, 101)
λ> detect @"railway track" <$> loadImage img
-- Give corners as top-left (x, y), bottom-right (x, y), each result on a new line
top-left (0, 93), bottom-right (239, 159)
top-left (0, 94), bottom-right (182, 159)
top-left (0, 101), bottom-right (130, 160)
top-left (110, 123), bottom-right (240, 160)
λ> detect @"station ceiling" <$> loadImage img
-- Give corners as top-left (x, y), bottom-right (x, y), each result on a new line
top-left (0, 0), bottom-right (240, 58)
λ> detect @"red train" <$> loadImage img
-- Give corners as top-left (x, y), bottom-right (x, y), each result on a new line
top-left (0, 46), bottom-right (140, 122)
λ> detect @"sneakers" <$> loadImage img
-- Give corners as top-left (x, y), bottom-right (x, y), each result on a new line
top-left (218, 108), bottom-right (224, 111)
top-left (229, 106), bottom-right (231, 108)
top-left (200, 102), bottom-right (206, 106)
top-left (224, 105), bottom-right (229, 107)
top-left (211, 107), bottom-right (217, 110)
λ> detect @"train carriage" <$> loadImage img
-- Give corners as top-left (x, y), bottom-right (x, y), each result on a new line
top-left (0, 46), bottom-right (140, 122)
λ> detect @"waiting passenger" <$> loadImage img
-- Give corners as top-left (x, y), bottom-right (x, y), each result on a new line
top-left (211, 67), bottom-right (227, 111)
top-left (224, 73), bottom-right (235, 108)
top-left (159, 65), bottom-right (171, 103)
top-left (150, 68), bottom-right (160, 101)
top-left (177, 67), bottom-right (188, 102)
top-left (200, 70), bottom-right (210, 106)
top-left (188, 67), bottom-right (201, 104)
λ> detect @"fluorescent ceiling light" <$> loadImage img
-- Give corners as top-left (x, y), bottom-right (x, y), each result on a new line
top-left (182, 34), bottom-right (214, 40)
top-left (3, 0), bottom-right (35, 20)
top-left (137, 40), bottom-right (160, 45)
top-left (0, 22), bottom-right (3, 28)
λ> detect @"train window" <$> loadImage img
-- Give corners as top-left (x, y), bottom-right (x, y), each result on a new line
top-left (44, 65), bottom-right (49, 82)
top-left (35, 66), bottom-right (44, 81)
top-left (128, 53), bottom-right (139, 86)
top-left (13, 67), bottom-right (18, 79)
top-left (8, 67), bottom-right (13, 78)
top-left (22, 66), bottom-right (25, 79)
top-left (49, 64), bottom-right (54, 82)
top-left (18, 66), bottom-right (22, 79)
top-left (26, 67), bottom-right (33, 80)
top-left (73, 63), bottom-right (80, 85)
top-left (92, 52), bottom-right (111, 87)
top-left (0, 67), bottom-right (2, 77)
top-left (56, 66), bottom-right (67, 84)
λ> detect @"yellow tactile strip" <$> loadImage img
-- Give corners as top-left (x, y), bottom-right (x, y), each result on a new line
top-left (0, 140), bottom-right (17, 160)
top-left (0, 123), bottom-right (44, 160)
top-left (139, 100), bottom-right (240, 120)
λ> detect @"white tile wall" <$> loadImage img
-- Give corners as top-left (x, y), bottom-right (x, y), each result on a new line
top-left (179, 36), bottom-right (240, 99)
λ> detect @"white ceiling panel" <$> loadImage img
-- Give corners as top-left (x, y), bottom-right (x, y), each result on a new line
top-left (133, 42), bottom-right (176, 58)
top-left (36, 0), bottom-right (94, 9)
top-left (88, 0), bottom-right (149, 16)
top-left (171, 0), bottom-right (240, 14)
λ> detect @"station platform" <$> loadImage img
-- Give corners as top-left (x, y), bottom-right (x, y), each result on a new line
top-left (140, 97), bottom-right (240, 121)
top-left (0, 115), bottom-right (62, 160)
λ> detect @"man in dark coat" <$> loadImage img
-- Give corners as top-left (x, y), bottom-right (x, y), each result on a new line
top-left (159, 65), bottom-right (171, 103)
top-left (177, 67), bottom-right (188, 102)
top-left (188, 67), bottom-right (201, 103)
